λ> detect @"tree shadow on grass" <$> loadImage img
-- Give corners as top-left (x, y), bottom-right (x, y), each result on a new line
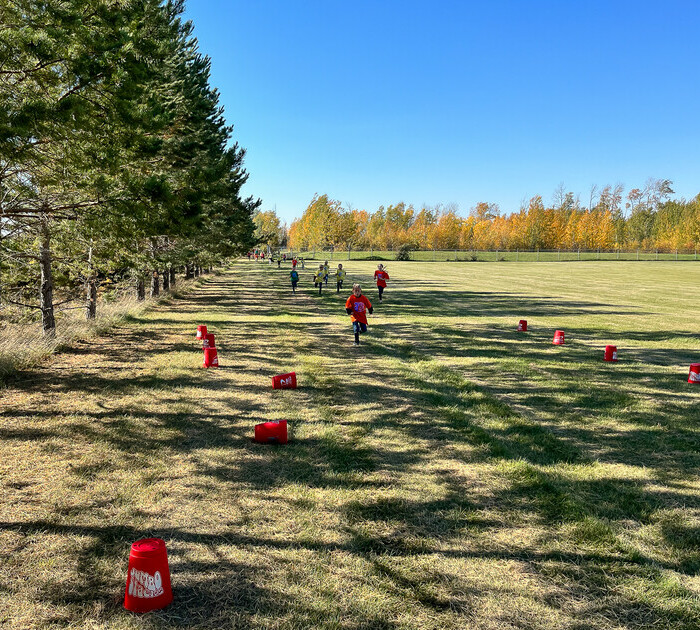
top-left (8, 368), bottom-right (234, 396)
top-left (4, 265), bottom-right (699, 628)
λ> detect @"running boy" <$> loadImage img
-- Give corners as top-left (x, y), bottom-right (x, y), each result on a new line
top-left (374, 264), bottom-right (390, 301)
top-left (335, 263), bottom-right (346, 293)
top-left (290, 267), bottom-right (299, 293)
top-left (345, 284), bottom-right (373, 346)
top-left (314, 264), bottom-right (325, 295)
top-left (323, 260), bottom-right (330, 286)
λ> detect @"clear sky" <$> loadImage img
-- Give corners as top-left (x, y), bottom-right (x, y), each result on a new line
top-left (183, 0), bottom-right (700, 224)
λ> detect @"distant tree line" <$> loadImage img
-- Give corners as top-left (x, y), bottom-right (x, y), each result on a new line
top-left (288, 180), bottom-right (700, 253)
top-left (1, 0), bottom-right (259, 335)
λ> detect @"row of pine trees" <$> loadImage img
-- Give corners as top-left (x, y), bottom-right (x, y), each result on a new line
top-left (1, 0), bottom-right (258, 334)
top-left (288, 181), bottom-right (700, 253)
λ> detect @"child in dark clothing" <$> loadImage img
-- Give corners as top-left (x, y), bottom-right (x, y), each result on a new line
top-left (345, 284), bottom-right (373, 345)
top-left (290, 268), bottom-right (299, 293)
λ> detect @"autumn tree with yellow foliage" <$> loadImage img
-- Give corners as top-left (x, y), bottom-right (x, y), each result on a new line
top-left (284, 181), bottom-right (699, 253)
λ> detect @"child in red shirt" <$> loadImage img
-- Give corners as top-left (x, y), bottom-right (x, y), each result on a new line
top-left (374, 264), bottom-right (390, 301)
top-left (345, 284), bottom-right (373, 345)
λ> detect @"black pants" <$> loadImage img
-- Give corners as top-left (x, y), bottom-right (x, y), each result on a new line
top-left (378, 285), bottom-right (384, 299)
top-left (337, 280), bottom-right (343, 293)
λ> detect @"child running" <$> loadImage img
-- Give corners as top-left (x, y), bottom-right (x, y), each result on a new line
top-left (335, 263), bottom-right (346, 293)
top-left (345, 284), bottom-right (373, 346)
top-left (290, 267), bottom-right (299, 293)
top-left (374, 264), bottom-right (390, 301)
top-left (314, 264), bottom-right (325, 295)
top-left (323, 260), bottom-right (330, 286)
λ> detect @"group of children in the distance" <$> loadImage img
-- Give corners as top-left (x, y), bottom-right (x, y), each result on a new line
top-left (285, 257), bottom-right (390, 345)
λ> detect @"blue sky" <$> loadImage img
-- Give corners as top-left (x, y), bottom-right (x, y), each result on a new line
top-left (184, 1), bottom-right (700, 224)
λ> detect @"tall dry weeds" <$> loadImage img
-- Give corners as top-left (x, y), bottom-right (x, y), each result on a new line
top-left (0, 278), bottom-right (202, 382)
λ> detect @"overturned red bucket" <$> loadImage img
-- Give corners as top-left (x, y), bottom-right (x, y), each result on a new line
top-left (604, 345), bottom-right (618, 362)
top-left (689, 363), bottom-right (700, 384)
top-left (272, 372), bottom-right (297, 389)
top-left (196, 325), bottom-right (207, 340)
top-left (124, 538), bottom-right (173, 613)
top-left (255, 420), bottom-right (288, 444)
top-left (202, 333), bottom-right (216, 348)
top-left (553, 330), bottom-right (565, 345)
top-left (203, 347), bottom-right (219, 368)
top-left (518, 320), bottom-right (527, 332)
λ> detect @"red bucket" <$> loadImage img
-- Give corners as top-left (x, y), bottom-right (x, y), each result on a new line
top-left (124, 538), bottom-right (173, 613)
top-left (518, 320), bottom-right (527, 332)
top-left (203, 347), bottom-right (219, 368)
top-left (689, 363), bottom-right (700, 384)
top-left (553, 330), bottom-right (565, 345)
top-left (272, 372), bottom-right (297, 389)
top-left (254, 420), bottom-right (288, 444)
top-left (196, 325), bottom-right (207, 340)
top-left (604, 345), bottom-right (618, 362)
top-left (202, 333), bottom-right (216, 349)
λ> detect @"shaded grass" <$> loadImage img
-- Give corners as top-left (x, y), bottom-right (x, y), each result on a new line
top-left (1, 260), bottom-right (699, 629)
top-left (0, 276), bottom-right (207, 385)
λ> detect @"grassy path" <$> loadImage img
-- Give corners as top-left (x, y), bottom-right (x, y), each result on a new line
top-left (1, 261), bottom-right (699, 629)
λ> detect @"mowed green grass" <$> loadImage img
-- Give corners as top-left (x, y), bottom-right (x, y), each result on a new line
top-left (1, 260), bottom-right (699, 629)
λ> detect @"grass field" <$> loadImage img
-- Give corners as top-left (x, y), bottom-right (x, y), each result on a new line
top-left (1, 260), bottom-right (699, 629)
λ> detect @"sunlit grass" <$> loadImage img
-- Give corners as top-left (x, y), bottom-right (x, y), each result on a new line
top-left (1, 260), bottom-right (699, 629)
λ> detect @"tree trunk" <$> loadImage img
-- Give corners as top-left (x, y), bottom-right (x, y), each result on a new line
top-left (185, 264), bottom-right (193, 279)
top-left (169, 267), bottom-right (176, 287)
top-left (85, 244), bottom-right (97, 320)
top-left (150, 271), bottom-right (160, 297)
top-left (137, 278), bottom-right (145, 301)
top-left (162, 268), bottom-right (170, 291)
top-left (39, 218), bottom-right (56, 336)
top-left (86, 279), bottom-right (97, 319)
top-left (194, 265), bottom-right (200, 278)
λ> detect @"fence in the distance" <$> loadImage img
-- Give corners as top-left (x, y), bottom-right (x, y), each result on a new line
top-left (283, 248), bottom-right (700, 262)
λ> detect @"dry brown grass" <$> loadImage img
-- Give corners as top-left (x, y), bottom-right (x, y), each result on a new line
top-left (0, 261), bottom-right (699, 629)
top-left (0, 280), bottom-right (204, 383)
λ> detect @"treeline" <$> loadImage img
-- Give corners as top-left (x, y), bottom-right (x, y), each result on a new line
top-left (1, 0), bottom-right (258, 335)
top-left (288, 180), bottom-right (700, 253)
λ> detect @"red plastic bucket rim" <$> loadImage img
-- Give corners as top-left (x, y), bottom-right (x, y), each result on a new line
top-left (257, 420), bottom-right (287, 428)
top-left (130, 538), bottom-right (166, 556)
